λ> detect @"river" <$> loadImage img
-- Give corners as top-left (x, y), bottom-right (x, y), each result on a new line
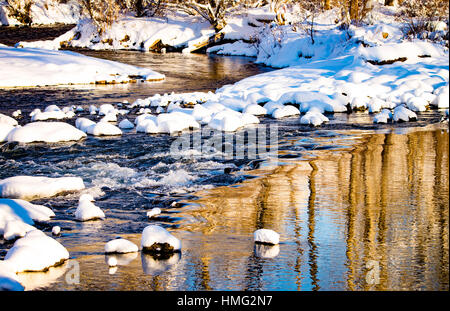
top-left (0, 47), bottom-right (448, 291)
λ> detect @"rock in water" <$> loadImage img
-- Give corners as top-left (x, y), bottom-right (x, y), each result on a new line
top-left (75, 195), bottom-right (105, 221)
top-left (141, 225), bottom-right (181, 254)
top-left (104, 238), bottom-right (139, 254)
top-left (4, 230), bottom-right (69, 273)
top-left (253, 229), bottom-right (280, 245)
top-left (146, 208), bottom-right (161, 218)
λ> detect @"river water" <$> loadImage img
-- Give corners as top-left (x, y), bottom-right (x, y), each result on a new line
top-left (0, 49), bottom-right (448, 291)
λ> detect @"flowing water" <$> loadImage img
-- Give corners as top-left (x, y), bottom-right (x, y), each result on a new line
top-left (0, 49), bottom-right (448, 291)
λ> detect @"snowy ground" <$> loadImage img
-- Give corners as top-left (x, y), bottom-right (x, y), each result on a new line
top-left (0, 1), bottom-right (449, 291)
top-left (0, 0), bottom-right (82, 26)
top-left (0, 44), bottom-right (164, 87)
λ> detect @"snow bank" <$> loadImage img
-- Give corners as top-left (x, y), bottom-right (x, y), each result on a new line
top-left (6, 121), bottom-right (86, 143)
top-left (4, 230), bottom-right (69, 273)
top-left (0, 0), bottom-right (82, 26)
top-left (141, 225), bottom-right (181, 253)
top-left (0, 261), bottom-right (24, 291)
top-left (0, 45), bottom-right (164, 87)
top-left (0, 176), bottom-right (85, 200)
top-left (0, 198), bottom-right (55, 240)
top-left (105, 238), bottom-right (138, 254)
top-left (21, 12), bottom-right (214, 52)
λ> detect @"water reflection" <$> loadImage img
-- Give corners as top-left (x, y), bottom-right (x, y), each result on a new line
top-left (181, 127), bottom-right (448, 291)
top-left (24, 127), bottom-right (449, 291)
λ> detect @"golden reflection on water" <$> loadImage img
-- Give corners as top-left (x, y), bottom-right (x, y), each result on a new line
top-left (182, 127), bottom-right (449, 291)
top-left (36, 127), bottom-right (449, 291)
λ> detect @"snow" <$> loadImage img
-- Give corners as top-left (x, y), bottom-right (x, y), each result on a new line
top-left (0, 261), bottom-right (24, 291)
top-left (118, 119), bottom-right (134, 129)
top-left (0, 0), bottom-right (82, 26)
top-left (299, 108), bottom-right (329, 127)
top-left (135, 112), bottom-right (200, 135)
top-left (141, 225), bottom-right (181, 253)
top-left (0, 198), bottom-right (55, 240)
top-left (31, 110), bottom-right (73, 121)
top-left (0, 123), bottom-right (15, 142)
top-left (89, 122), bottom-right (122, 136)
top-left (253, 229), bottom-right (280, 245)
top-left (271, 105), bottom-right (300, 119)
top-left (146, 208), bottom-right (161, 218)
top-left (0, 113), bottom-right (18, 126)
top-left (75, 118), bottom-right (122, 136)
top-left (3, 230), bottom-right (69, 273)
top-left (393, 105), bottom-right (418, 122)
top-left (74, 195), bottom-right (105, 221)
top-left (0, 45), bottom-right (164, 87)
top-left (104, 238), bottom-right (138, 254)
top-left (373, 109), bottom-right (393, 124)
top-left (6, 121), bottom-right (86, 143)
top-left (21, 12), bottom-right (214, 52)
top-left (243, 104), bottom-right (267, 116)
top-left (51, 226), bottom-right (61, 236)
top-left (0, 176), bottom-right (85, 200)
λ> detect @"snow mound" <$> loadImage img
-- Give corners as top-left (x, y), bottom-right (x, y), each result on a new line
top-left (0, 113), bottom-right (18, 126)
top-left (146, 208), bottom-right (161, 218)
top-left (253, 229), bottom-right (280, 245)
top-left (118, 119), bottom-right (134, 129)
top-left (141, 225), bottom-right (181, 253)
top-left (359, 41), bottom-right (444, 63)
top-left (0, 198), bottom-right (55, 240)
top-left (0, 176), bottom-right (85, 200)
top-left (4, 230), bottom-right (69, 273)
top-left (0, 123), bottom-right (15, 143)
top-left (74, 195), bottom-right (105, 221)
top-left (105, 238), bottom-right (138, 254)
top-left (6, 121), bottom-right (86, 143)
top-left (393, 105), bottom-right (417, 122)
top-left (0, 261), bottom-right (24, 291)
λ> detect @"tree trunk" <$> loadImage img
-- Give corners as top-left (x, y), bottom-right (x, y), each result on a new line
top-left (349, 0), bottom-right (359, 21)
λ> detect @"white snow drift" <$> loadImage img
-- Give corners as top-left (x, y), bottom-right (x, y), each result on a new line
top-left (0, 176), bottom-right (85, 200)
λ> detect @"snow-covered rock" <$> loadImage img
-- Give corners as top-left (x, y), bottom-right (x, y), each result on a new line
top-left (4, 230), bottom-right (69, 273)
top-left (243, 104), bottom-right (267, 116)
top-left (406, 97), bottom-right (428, 112)
top-left (74, 195), bottom-right (105, 221)
top-left (0, 113), bottom-right (18, 126)
top-left (373, 109), bottom-right (393, 124)
top-left (146, 208), bottom-right (161, 218)
top-left (271, 105), bottom-right (300, 119)
top-left (51, 226), bottom-right (61, 236)
top-left (253, 229), bottom-right (280, 245)
top-left (299, 108), bottom-right (329, 126)
top-left (118, 119), bottom-right (134, 129)
top-left (0, 123), bottom-right (15, 143)
top-left (141, 225), bottom-right (181, 253)
top-left (6, 122), bottom-right (86, 143)
top-left (0, 261), bottom-right (24, 291)
top-left (88, 121), bottom-right (122, 136)
top-left (105, 238), bottom-right (138, 254)
top-left (0, 176), bottom-right (84, 200)
top-left (393, 105), bottom-right (417, 122)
